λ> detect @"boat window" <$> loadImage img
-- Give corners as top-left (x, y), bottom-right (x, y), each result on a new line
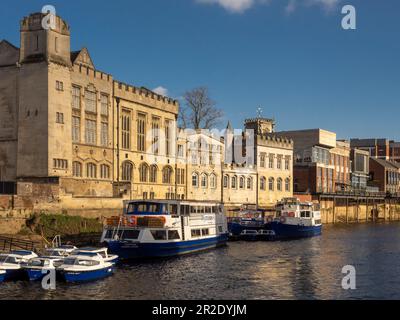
top-left (300, 211), bottom-right (311, 218)
top-left (151, 230), bottom-right (167, 241)
top-left (181, 205), bottom-right (189, 215)
top-left (191, 229), bottom-right (201, 238)
top-left (218, 226), bottom-right (223, 233)
top-left (190, 206), bottom-right (197, 214)
top-left (63, 258), bottom-right (77, 266)
top-left (202, 229), bottom-right (210, 236)
top-left (204, 206), bottom-right (212, 214)
top-left (314, 219), bottom-right (322, 225)
top-left (75, 252), bottom-right (98, 258)
top-left (78, 259), bottom-right (100, 266)
top-left (29, 259), bottom-right (47, 267)
top-left (166, 204), bottom-right (178, 215)
top-left (168, 230), bottom-right (181, 240)
top-left (122, 230), bottom-right (140, 240)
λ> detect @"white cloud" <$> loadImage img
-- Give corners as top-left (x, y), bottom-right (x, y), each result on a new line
top-left (153, 86), bottom-right (169, 97)
top-left (285, 0), bottom-right (297, 14)
top-left (196, 0), bottom-right (264, 14)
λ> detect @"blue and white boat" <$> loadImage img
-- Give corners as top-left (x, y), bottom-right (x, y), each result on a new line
top-left (71, 247), bottom-right (119, 265)
top-left (0, 250), bottom-right (38, 281)
top-left (228, 209), bottom-right (268, 239)
top-left (265, 198), bottom-right (322, 240)
top-left (23, 257), bottom-right (63, 281)
top-left (57, 254), bottom-right (114, 283)
top-left (101, 200), bottom-right (229, 259)
top-left (0, 270), bottom-right (6, 283)
top-left (43, 246), bottom-right (77, 259)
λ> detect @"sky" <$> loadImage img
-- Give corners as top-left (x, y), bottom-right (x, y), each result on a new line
top-left (1, 0), bottom-right (399, 140)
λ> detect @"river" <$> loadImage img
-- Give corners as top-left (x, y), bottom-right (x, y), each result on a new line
top-left (2, 222), bottom-right (400, 300)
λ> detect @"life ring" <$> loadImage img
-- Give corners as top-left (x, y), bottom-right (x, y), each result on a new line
top-left (128, 216), bottom-right (137, 227)
top-left (280, 216), bottom-right (286, 224)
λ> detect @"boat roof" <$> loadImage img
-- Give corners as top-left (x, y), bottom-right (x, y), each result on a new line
top-left (10, 250), bottom-right (36, 256)
top-left (75, 247), bottom-right (106, 253)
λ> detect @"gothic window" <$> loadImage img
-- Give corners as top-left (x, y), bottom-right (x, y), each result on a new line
top-left (137, 113), bottom-right (146, 152)
top-left (162, 166), bottom-right (173, 184)
top-left (85, 119), bottom-right (96, 145)
top-left (122, 162), bottom-right (133, 181)
top-left (149, 165), bottom-right (158, 183)
top-left (139, 163), bottom-right (149, 182)
top-left (100, 164), bottom-right (110, 179)
top-left (85, 90), bottom-right (97, 113)
top-left (72, 162), bottom-right (82, 177)
top-left (86, 163), bottom-right (97, 178)
top-left (72, 116), bottom-right (80, 142)
top-left (269, 177), bottom-right (275, 191)
top-left (122, 110), bottom-right (131, 150)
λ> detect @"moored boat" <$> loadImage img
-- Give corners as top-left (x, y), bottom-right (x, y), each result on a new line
top-left (101, 200), bottom-right (229, 259)
top-left (23, 257), bottom-right (63, 281)
top-left (43, 246), bottom-right (77, 259)
top-left (0, 250), bottom-right (38, 281)
top-left (0, 270), bottom-right (6, 283)
top-left (57, 255), bottom-right (114, 283)
top-left (71, 247), bottom-right (119, 265)
top-left (265, 198), bottom-right (322, 240)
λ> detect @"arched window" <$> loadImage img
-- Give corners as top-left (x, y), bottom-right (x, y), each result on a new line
top-left (239, 176), bottom-right (245, 189)
top-left (149, 165), bottom-right (158, 183)
top-left (122, 161), bottom-right (133, 181)
top-left (100, 164), bottom-right (110, 179)
top-left (285, 178), bottom-right (291, 192)
top-left (223, 175), bottom-right (229, 189)
top-left (231, 176), bottom-right (237, 189)
top-left (192, 172), bottom-right (199, 188)
top-left (72, 162), bottom-right (82, 177)
top-left (162, 166), bottom-right (173, 184)
top-left (86, 163), bottom-right (97, 178)
top-left (210, 174), bottom-right (217, 189)
top-left (139, 163), bottom-right (149, 182)
top-left (201, 173), bottom-right (208, 188)
top-left (277, 178), bottom-right (283, 191)
top-left (269, 177), bottom-right (275, 191)
top-left (247, 177), bottom-right (252, 190)
top-left (260, 177), bottom-right (266, 190)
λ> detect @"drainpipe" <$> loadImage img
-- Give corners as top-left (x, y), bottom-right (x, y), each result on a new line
top-left (116, 97), bottom-right (120, 186)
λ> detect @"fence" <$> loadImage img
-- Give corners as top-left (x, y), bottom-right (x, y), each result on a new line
top-left (0, 181), bottom-right (17, 195)
top-left (0, 236), bottom-right (44, 253)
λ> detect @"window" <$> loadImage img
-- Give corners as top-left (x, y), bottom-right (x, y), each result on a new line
top-left (151, 230), bottom-right (167, 241)
top-left (191, 229), bottom-right (201, 238)
top-left (260, 154), bottom-right (266, 167)
top-left (168, 230), bottom-right (180, 240)
top-left (260, 177), bottom-right (266, 190)
top-left (85, 119), bottom-right (96, 145)
top-left (231, 176), bottom-right (237, 189)
top-left (100, 94), bottom-right (108, 116)
top-left (122, 162), bottom-right (133, 181)
top-left (56, 112), bottom-right (64, 124)
top-left (56, 81), bottom-right (64, 92)
top-left (269, 177), bottom-right (275, 191)
top-left (101, 122), bottom-right (108, 147)
top-left (201, 174), bottom-right (208, 188)
top-left (100, 164), bottom-right (110, 179)
top-left (192, 173), bottom-right (199, 188)
top-left (137, 113), bottom-right (146, 152)
top-left (162, 166), bottom-right (173, 184)
top-left (53, 159), bottom-right (68, 169)
top-left (72, 116), bottom-right (80, 142)
top-left (277, 155), bottom-right (283, 170)
top-left (178, 145), bottom-right (184, 158)
top-left (122, 111), bottom-right (131, 150)
top-left (165, 120), bottom-right (172, 156)
top-left (285, 157), bottom-right (290, 170)
top-left (277, 178), bottom-right (283, 191)
top-left (269, 154), bottom-right (274, 169)
top-left (149, 165), bottom-right (158, 183)
top-left (72, 86), bottom-right (81, 110)
top-left (202, 229), bottom-right (210, 236)
top-left (151, 117), bottom-right (160, 155)
top-left (176, 168), bottom-right (185, 185)
top-left (285, 178), bottom-right (291, 192)
top-left (223, 175), bottom-right (229, 189)
top-left (72, 162), bottom-right (82, 177)
top-left (239, 176), bottom-right (245, 189)
top-left (247, 177), bottom-right (252, 190)
top-left (85, 90), bottom-right (97, 113)
top-left (139, 163), bottom-right (149, 182)
top-left (86, 163), bottom-right (97, 178)
top-left (210, 174), bottom-right (217, 189)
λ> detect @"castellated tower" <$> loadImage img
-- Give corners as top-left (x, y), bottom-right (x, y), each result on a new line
top-left (17, 12), bottom-right (72, 179)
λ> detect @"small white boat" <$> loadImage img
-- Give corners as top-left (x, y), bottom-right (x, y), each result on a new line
top-left (23, 257), bottom-right (63, 281)
top-left (0, 250), bottom-right (38, 281)
top-left (71, 247), bottom-right (119, 265)
top-left (57, 255), bottom-right (114, 283)
top-left (44, 246), bottom-right (76, 259)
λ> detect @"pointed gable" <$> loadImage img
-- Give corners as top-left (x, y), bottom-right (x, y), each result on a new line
top-left (71, 47), bottom-right (95, 68)
top-left (0, 40), bottom-right (20, 67)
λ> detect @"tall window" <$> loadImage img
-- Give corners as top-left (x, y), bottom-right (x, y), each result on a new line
top-left (223, 175), bottom-right (229, 189)
top-left (176, 168), bottom-right (185, 185)
top-left (122, 162), bottom-right (133, 181)
top-left (85, 90), bottom-right (97, 113)
top-left (101, 122), bottom-right (108, 147)
top-left (162, 166), bottom-right (173, 184)
top-left (165, 120), bottom-right (172, 157)
top-left (277, 155), bottom-right (283, 170)
top-left (285, 178), bottom-right (291, 192)
top-left (137, 113), bottom-right (146, 152)
top-left (231, 176), bottom-right (237, 189)
top-left (72, 116), bottom-right (80, 142)
top-left (260, 154), bottom-right (266, 168)
top-left (285, 157), bottom-right (290, 170)
top-left (260, 177), bottom-right (266, 190)
top-left (85, 119), bottom-right (96, 145)
top-left (210, 174), bottom-right (217, 189)
top-left (178, 145), bottom-right (184, 158)
top-left (247, 177), bottom-right (252, 190)
top-left (87, 163), bottom-right (97, 178)
top-left (277, 178), bottom-right (283, 191)
top-left (269, 177), bottom-right (275, 191)
top-left (122, 111), bottom-right (131, 150)
top-left (201, 174), bottom-right (208, 189)
top-left (149, 165), bottom-right (158, 183)
top-left (72, 162), bottom-right (82, 177)
top-left (151, 117), bottom-right (160, 155)
top-left (72, 86), bottom-right (81, 110)
top-left (139, 163), bottom-right (149, 182)
top-left (192, 173), bottom-right (199, 188)
top-left (269, 154), bottom-right (274, 169)
top-left (239, 176), bottom-right (245, 189)
top-left (100, 94), bottom-right (108, 116)
top-left (100, 164), bottom-right (110, 179)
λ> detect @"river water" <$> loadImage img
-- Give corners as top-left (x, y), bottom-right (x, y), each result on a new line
top-left (2, 222), bottom-right (400, 300)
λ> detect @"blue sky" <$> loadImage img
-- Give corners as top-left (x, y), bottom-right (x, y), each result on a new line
top-left (1, 0), bottom-right (399, 140)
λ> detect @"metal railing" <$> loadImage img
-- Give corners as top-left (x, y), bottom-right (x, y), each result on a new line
top-left (0, 236), bottom-right (43, 253)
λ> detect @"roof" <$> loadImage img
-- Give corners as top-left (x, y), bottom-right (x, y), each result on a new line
top-left (371, 158), bottom-right (400, 170)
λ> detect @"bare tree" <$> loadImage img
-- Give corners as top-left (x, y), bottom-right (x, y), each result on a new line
top-left (179, 87), bottom-right (224, 130)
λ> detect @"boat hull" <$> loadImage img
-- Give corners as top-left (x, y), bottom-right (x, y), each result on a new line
top-left (0, 272), bottom-right (5, 282)
top-left (107, 234), bottom-right (229, 260)
top-left (265, 222), bottom-right (322, 240)
top-left (25, 268), bottom-right (49, 282)
top-left (60, 266), bottom-right (114, 283)
top-left (2, 268), bottom-right (26, 281)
